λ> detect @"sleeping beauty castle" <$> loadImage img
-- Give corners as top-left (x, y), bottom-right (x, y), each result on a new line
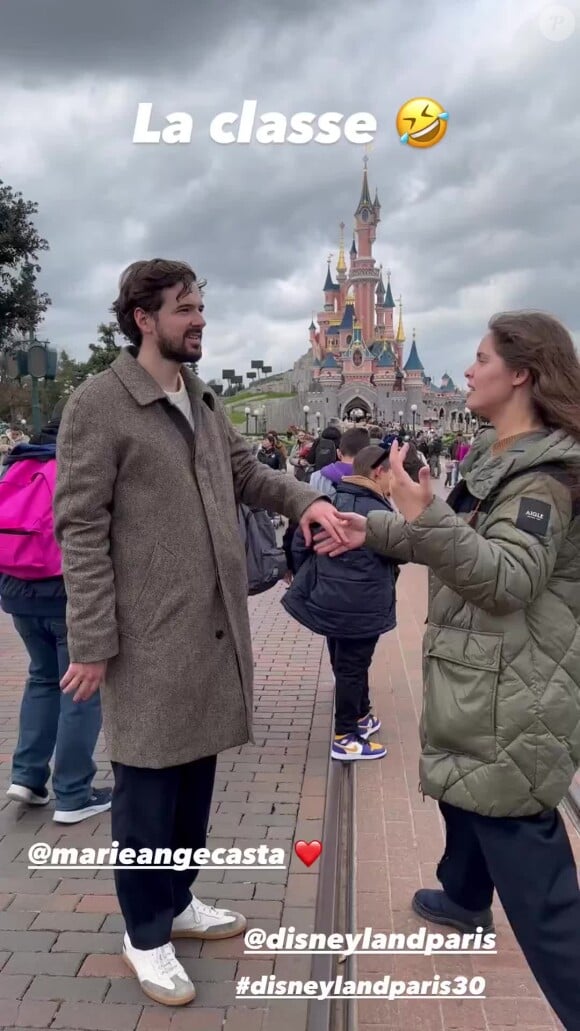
top-left (265, 159), bottom-right (466, 431)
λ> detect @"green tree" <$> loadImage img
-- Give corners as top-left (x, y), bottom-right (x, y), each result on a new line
top-left (39, 349), bottom-right (87, 418)
top-left (0, 179), bottom-right (51, 348)
top-left (85, 322), bottom-right (121, 374)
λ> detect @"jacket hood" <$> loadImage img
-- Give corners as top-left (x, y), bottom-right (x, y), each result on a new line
top-left (340, 476), bottom-right (389, 502)
top-left (320, 461), bottom-right (352, 483)
top-left (1, 442), bottom-right (56, 467)
top-left (464, 428), bottom-right (580, 500)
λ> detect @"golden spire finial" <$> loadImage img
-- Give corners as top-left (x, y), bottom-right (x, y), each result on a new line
top-left (396, 296), bottom-right (406, 343)
top-left (336, 221), bottom-right (347, 274)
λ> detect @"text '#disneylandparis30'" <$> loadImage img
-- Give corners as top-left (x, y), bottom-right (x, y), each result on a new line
top-left (132, 100), bottom-right (377, 145)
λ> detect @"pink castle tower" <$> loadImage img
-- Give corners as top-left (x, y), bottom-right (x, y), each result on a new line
top-left (349, 156), bottom-right (380, 344)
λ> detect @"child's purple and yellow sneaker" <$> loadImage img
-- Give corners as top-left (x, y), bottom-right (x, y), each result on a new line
top-left (357, 714), bottom-right (382, 739)
top-left (331, 734), bottom-right (387, 761)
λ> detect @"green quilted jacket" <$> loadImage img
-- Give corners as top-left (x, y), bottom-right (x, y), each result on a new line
top-left (365, 429), bottom-right (580, 817)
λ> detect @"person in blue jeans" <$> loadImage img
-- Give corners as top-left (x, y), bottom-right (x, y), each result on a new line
top-left (0, 407), bottom-right (111, 824)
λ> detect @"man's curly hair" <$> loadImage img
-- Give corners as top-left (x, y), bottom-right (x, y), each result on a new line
top-left (111, 259), bottom-right (207, 347)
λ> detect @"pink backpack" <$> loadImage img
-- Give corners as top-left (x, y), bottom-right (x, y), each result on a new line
top-left (0, 459), bottom-right (62, 579)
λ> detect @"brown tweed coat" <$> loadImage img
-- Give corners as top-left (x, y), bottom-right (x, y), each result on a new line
top-left (53, 348), bottom-right (320, 767)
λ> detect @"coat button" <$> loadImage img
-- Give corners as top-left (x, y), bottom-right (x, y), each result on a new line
top-left (215, 630), bottom-right (224, 639)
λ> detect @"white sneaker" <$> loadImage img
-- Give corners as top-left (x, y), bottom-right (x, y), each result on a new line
top-left (6, 783), bottom-right (50, 806)
top-left (172, 893), bottom-right (248, 940)
top-left (122, 933), bottom-right (195, 1006)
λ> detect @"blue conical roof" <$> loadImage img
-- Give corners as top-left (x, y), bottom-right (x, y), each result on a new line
top-left (323, 267), bottom-right (335, 292)
top-left (404, 339), bottom-right (424, 372)
top-left (321, 353), bottom-right (339, 369)
top-left (383, 279), bottom-right (395, 308)
top-left (339, 304), bottom-right (355, 331)
top-left (376, 347), bottom-right (395, 368)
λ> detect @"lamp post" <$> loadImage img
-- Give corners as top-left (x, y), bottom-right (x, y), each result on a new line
top-left (315, 411), bottom-right (321, 431)
top-left (253, 409), bottom-right (259, 435)
top-left (303, 404), bottom-right (310, 433)
top-left (245, 406), bottom-right (251, 435)
top-left (1, 330), bottom-right (58, 435)
top-left (398, 409), bottom-right (404, 429)
top-left (411, 403), bottom-right (417, 435)
top-left (261, 406), bottom-right (267, 435)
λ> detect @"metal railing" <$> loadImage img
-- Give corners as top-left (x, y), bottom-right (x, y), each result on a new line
top-left (306, 759), bottom-right (357, 1031)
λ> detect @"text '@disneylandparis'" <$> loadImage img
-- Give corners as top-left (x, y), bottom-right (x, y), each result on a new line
top-left (132, 101), bottom-right (377, 145)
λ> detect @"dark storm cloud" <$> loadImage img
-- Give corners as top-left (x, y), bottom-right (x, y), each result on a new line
top-left (0, 0), bottom-right (346, 76)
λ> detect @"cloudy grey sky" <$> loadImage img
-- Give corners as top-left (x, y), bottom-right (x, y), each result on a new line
top-left (1, 0), bottom-right (578, 387)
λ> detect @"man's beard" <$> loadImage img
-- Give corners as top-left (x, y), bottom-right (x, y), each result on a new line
top-left (157, 333), bottom-right (202, 363)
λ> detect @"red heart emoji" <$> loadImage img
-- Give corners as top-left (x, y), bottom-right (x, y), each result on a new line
top-left (294, 840), bottom-right (322, 867)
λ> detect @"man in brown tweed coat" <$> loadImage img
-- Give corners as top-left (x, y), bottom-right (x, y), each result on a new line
top-left (53, 259), bottom-right (344, 1007)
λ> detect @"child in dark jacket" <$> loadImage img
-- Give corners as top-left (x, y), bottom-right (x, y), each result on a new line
top-left (282, 444), bottom-right (420, 760)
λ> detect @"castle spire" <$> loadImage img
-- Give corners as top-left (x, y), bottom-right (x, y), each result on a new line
top-left (396, 295), bottom-right (406, 342)
top-left (376, 264), bottom-right (385, 299)
top-left (355, 156), bottom-right (373, 216)
top-left (336, 221), bottom-right (347, 274)
top-left (383, 269), bottom-right (395, 308)
top-left (323, 255), bottom-right (335, 293)
top-left (404, 329), bottom-right (424, 372)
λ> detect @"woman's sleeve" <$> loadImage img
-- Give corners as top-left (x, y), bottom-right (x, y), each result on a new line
top-left (404, 472), bottom-right (572, 614)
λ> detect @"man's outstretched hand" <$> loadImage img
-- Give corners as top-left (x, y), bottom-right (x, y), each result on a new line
top-left (313, 511), bottom-right (368, 556)
top-left (299, 499), bottom-right (349, 547)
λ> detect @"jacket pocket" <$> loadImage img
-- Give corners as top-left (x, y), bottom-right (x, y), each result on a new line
top-left (125, 542), bottom-right (179, 640)
top-left (423, 625), bottom-right (503, 763)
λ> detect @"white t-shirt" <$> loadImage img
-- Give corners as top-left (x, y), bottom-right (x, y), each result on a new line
top-left (165, 374), bottom-right (194, 430)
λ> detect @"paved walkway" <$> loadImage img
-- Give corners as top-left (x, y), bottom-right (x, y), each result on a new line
top-left (356, 559), bottom-right (579, 1031)
top-left (0, 589), bottom-right (333, 1030)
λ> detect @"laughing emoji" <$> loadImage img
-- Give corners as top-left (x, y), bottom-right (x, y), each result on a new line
top-left (396, 98), bottom-right (448, 149)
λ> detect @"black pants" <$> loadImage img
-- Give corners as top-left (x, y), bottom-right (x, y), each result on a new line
top-left (437, 800), bottom-right (580, 1031)
top-left (111, 755), bottom-right (217, 950)
top-left (326, 636), bottom-right (379, 736)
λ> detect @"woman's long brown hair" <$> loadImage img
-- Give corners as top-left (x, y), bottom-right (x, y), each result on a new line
top-left (489, 311), bottom-right (580, 442)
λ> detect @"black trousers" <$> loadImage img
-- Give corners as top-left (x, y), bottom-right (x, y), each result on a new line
top-left (437, 800), bottom-right (580, 1031)
top-left (111, 755), bottom-right (217, 950)
top-left (326, 636), bottom-right (379, 736)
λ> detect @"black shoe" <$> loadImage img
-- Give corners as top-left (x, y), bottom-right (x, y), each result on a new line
top-left (53, 787), bottom-right (112, 824)
top-left (412, 889), bottom-right (494, 933)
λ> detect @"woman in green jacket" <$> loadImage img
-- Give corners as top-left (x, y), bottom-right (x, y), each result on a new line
top-left (315, 311), bottom-right (580, 1030)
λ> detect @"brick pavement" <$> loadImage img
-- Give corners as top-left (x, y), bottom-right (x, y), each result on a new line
top-left (356, 559), bottom-right (580, 1031)
top-left (0, 586), bottom-right (333, 1030)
